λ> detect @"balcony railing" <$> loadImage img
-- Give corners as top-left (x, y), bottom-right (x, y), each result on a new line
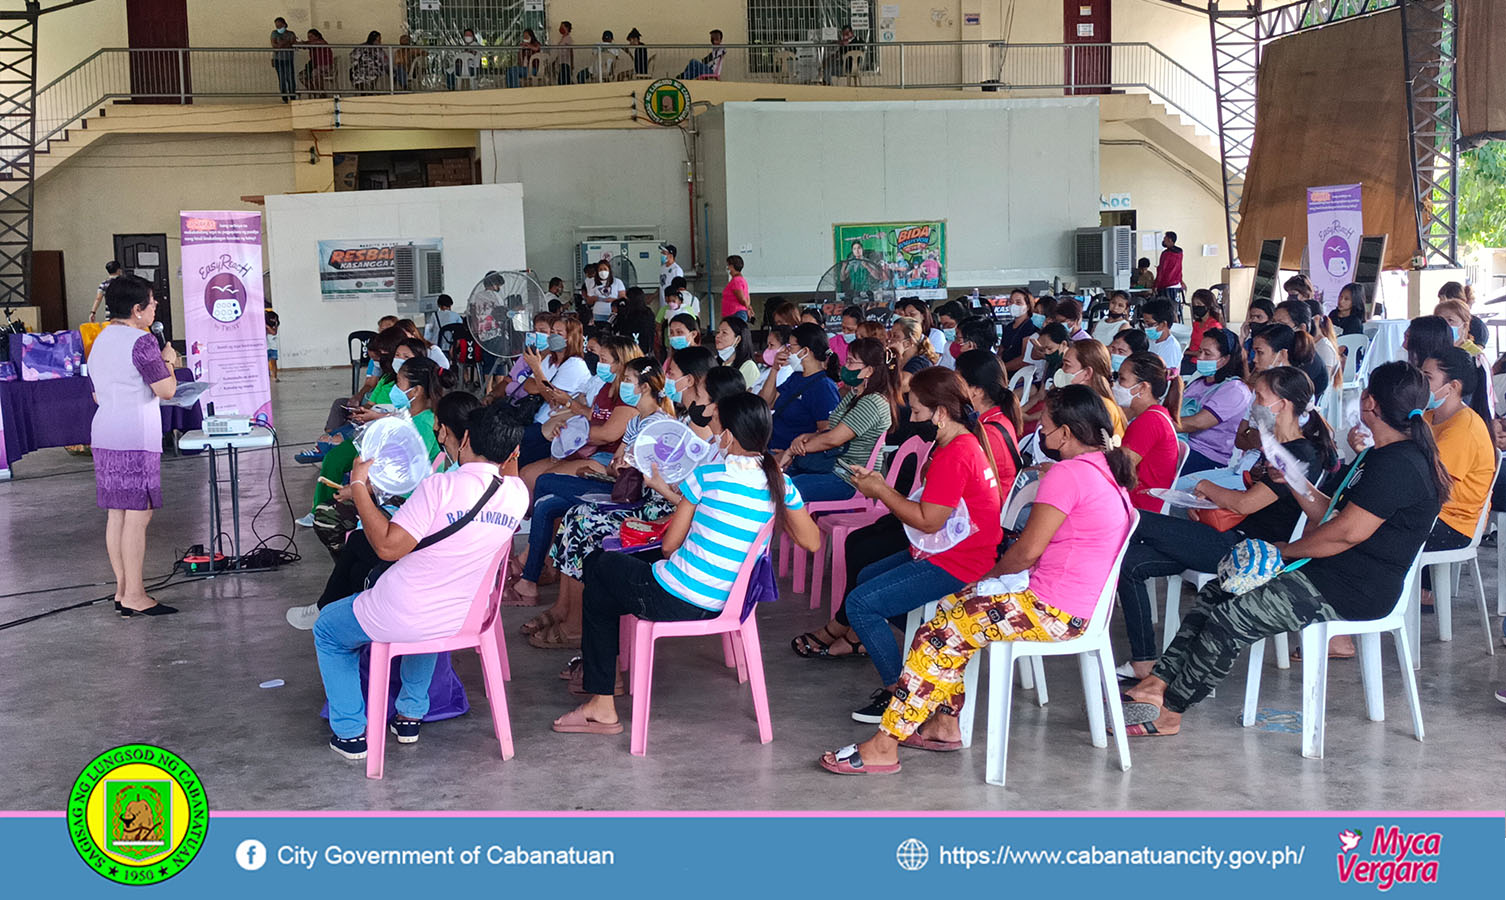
top-left (20, 41), bottom-right (1215, 161)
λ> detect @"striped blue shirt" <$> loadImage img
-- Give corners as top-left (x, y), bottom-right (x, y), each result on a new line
top-left (652, 459), bottom-right (805, 611)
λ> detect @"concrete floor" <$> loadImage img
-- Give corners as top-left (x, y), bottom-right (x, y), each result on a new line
top-left (2, 367), bottom-right (1504, 812)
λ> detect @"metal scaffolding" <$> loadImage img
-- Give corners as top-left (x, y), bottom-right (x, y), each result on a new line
top-left (1400, 0), bottom-right (1459, 267)
top-left (0, 1), bottom-right (37, 308)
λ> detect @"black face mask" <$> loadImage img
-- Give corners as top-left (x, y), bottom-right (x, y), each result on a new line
top-left (1192, 306), bottom-right (1208, 320)
top-left (687, 403), bottom-right (713, 428)
top-left (1106, 311), bottom-right (1124, 320)
top-left (911, 419), bottom-right (939, 443)
top-left (583, 351), bottom-right (600, 372)
top-left (1040, 426), bottom-right (1065, 462)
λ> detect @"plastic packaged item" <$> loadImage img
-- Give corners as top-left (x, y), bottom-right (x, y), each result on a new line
top-left (354, 414), bottom-right (430, 499)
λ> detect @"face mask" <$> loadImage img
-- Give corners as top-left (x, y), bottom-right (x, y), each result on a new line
top-left (1107, 310), bottom-right (1124, 320)
top-left (842, 332), bottom-right (857, 343)
top-left (1046, 351), bottom-right (1064, 369)
top-left (598, 271), bottom-right (610, 281)
top-left (1145, 327), bottom-right (1162, 342)
top-left (717, 344), bottom-right (735, 361)
top-left (392, 386), bottom-right (414, 411)
top-left (1111, 382), bottom-right (1135, 407)
top-left (948, 341), bottom-right (962, 360)
top-left (942, 327), bottom-right (956, 342)
top-left (596, 363), bottom-right (615, 383)
top-left (1030, 313), bottom-right (1046, 329)
top-left (1192, 306), bottom-right (1207, 320)
top-left (687, 402), bottom-right (713, 427)
top-left (276, 27), bottom-right (286, 34)
top-left (762, 347), bottom-right (781, 366)
top-left (912, 421), bottom-right (939, 443)
top-left (1051, 367), bottom-right (1076, 390)
top-left (669, 335), bottom-right (690, 351)
top-left (1195, 359), bottom-right (1218, 378)
top-left (618, 382), bottom-right (641, 406)
top-left (1451, 325), bottom-right (1461, 342)
top-left (1110, 353), bottom-right (1127, 372)
top-left (664, 377), bottom-right (684, 404)
top-left (1426, 388), bottom-right (1446, 411)
top-left (1249, 403), bottom-right (1278, 432)
top-left (547, 334), bottom-right (566, 352)
top-left (839, 366), bottom-right (865, 387)
top-left (667, 299), bottom-right (681, 310)
top-left (392, 356), bottom-right (407, 374)
top-left (1040, 426), bottom-right (1065, 462)
top-left (1005, 304), bottom-right (1025, 319)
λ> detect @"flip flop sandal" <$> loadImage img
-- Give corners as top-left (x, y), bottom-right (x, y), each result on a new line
top-left (558, 656), bottom-right (583, 680)
top-left (501, 582), bottom-right (541, 607)
top-left (528, 622), bottom-right (581, 650)
top-left (568, 668), bottom-right (626, 696)
top-left (1122, 721), bottom-right (1177, 738)
top-left (1119, 698), bottom-right (1163, 727)
top-left (900, 733), bottom-right (962, 752)
top-left (819, 744), bottom-right (901, 776)
top-left (520, 610), bottom-right (559, 637)
top-left (791, 631), bottom-right (868, 660)
top-left (551, 707), bottom-right (624, 735)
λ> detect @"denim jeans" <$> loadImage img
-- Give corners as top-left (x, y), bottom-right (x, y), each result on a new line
top-left (313, 595), bottom-right (436, 739)
top-left (1180, 446), bottom-right (1228, 476)
top-left (519, 423), bottom-right (552, 467)
top-left (1117, 511), bottom-right (1245, 662)
top-left (845, 550), bottom-right (966, 686)
top-left (525, 473), bottom-right (605, 581)
top-left (580, 551), bottom-right (717, 694)
top-left (790, 472), bottom-right (857, 504)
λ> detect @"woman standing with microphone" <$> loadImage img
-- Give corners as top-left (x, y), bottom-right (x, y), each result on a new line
top-left (90, 273), bottom-right (180, 617)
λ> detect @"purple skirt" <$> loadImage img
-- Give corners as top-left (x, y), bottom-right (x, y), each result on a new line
top-left (94, 448), bottom-right (162, 510)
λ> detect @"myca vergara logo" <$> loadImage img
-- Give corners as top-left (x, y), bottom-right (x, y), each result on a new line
top-left (68, 744), bottom-right (208, 886)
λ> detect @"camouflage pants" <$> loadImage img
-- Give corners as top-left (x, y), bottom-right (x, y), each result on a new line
top-left (1152, 570), bottom-right (1338, 714)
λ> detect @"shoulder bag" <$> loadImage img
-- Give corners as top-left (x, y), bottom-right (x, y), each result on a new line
top-left (364, 475), bottom-right (504, 590)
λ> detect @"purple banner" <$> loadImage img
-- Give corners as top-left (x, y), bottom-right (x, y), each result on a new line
top-left (0, 396), bottom-right (8, 477)
top-left (1305, 183), bottom-right (1363, 312)
top-left (181, 211), bottom-right (272, 425)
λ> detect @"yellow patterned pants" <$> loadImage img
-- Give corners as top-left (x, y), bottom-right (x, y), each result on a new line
top-left (879, 585), bottom-right (1087, 740)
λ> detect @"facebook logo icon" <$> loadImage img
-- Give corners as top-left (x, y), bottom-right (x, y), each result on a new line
top-left (235, 839), bottom-right (268, 871)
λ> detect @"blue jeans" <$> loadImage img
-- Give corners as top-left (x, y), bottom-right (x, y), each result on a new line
top-left (314, 596), bottom-right (436, 739)
top-left (1180, 445), bottom-right (1228, 476)
top-left (790, 472), bottom-right (857, 504)
top-left (1117, 511), bottom-right (1245, 662)
top-left (681, 60), bottom-right (713, 79)
top-left (845, 550), bottom-right (966, 686)
top-left (525, 473), bottom-right (604, 581)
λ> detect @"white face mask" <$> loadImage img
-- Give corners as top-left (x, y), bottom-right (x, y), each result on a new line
top-left (1111, 382), bottom-right (1135, 408)
top-left (1007, 304), bottom-right (1026, 319)
top-left (717, 344), bottom-right (736, 361)
top-left (1051, 367), bottom-right (1078, 390)
top-left (597, 271), bottom-right (609, 281)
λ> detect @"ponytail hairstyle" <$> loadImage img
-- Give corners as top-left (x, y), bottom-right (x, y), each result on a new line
top-left (1439, 280), bottom-right (1475, 307)
top-left (892, 316), bottom-right (939, 362)
top-left (846, 337), bottom-right (899, 426)
top-left (395, 354), bottom-right (449, 404)
top-left (1254, 322), bottom-right (1316, 367)
top-left (1364, 361), bottom-right (1452, 504)
top-left (1246, 297), bottom-right (1276, 325)
top-left (434, 390), bottom-right (482, 449)
top-left (956, 348), bottom-right (1023, 436)
top-left (1122, 351), bottom-right (1181, 427)
top-left (1202, 327), bottom-right (1245, 383)
top-left (1254, 365), bottom-right (1336, 472)
top-left (1306, 299), bottom-right (1337, 343)
top-left (1044, 384), bottom-right (1137, 490)
top-left (623, 356), bottom-right (673, 415)
top-left (910, 366), bottom-right (1004, 503)
top-left (1404, 315), bottom-right (1453, 368)
top-left (716, 391), bottom-right (792, 532)
top-left (1426, 346), bottom-right (1492, 424)
top-left (1276, 299), bottom-right (1315, 336)
top-left (596, 333), bottom-right (643, 371)
top-left (1434, 299), bottom-right (1474, 339)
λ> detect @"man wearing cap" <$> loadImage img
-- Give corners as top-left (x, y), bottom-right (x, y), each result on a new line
top-left (658, 243), bottom-right (684, 308)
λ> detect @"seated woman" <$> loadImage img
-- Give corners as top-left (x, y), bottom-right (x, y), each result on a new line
top-left (780, 337), bottom-right (896, 503)
top-left (998, 288), bottom-right (1042, 368)
top-left (836, 367), bottom-right (1006, 723)
top-left (303, 353), bottom-right (449, 528)
top-left (1116, 365), bottom-right (1337, 677)
top-left (713, 315), bottom-right (761, 389)
top-left (829, 304), bottom-right (863, 366)
top-left (520, 335), bottom-right (643, 496)
top-left (750, 324), bottom-right (794, 393)
top-left (663, 312), bottom-right (701, 357)
top-left (516, 315), bottom-right (592, 466)
top-left (302, 325), bottom-right (405, 463)
top-left (1240, 297), bottom-right (1275, 361)
top-left (1435, 298), bottom-right (1486, 358)
top-left (553, 392), bottom-right (821, 733)
top-left (887, 316), bottom-right (939, 401)
top-left (1176, 327), bottom-right (1251, 475)
top-left (1418, 347), bottom-right (1496, 611)
top-left (760, 324), bottom-right (840, 453)
top-left (819, 384), bottom-right (1135, 774)
top-left (486, 310), bottom-right (551, 406)
top-left (1231, 322), bottom-right (1316, 460)
top-left (1116, 351), bottom-right (1182, 512)
top-left (956, 349), bottom-right (1023, 487)
top-left (396, 317), bottom-right (450, 369)
top-left (1035, 337), bottom-right (1127, 436)
top-left (1182, 289), bottom-right (1224, 375)
top-left (1273, 300), bottom-right (1332, 397)
top-left (1122, 362), bottom-right (1445, 737)
top-left (1091, 290), bottom-right (1132, 345)
top-left (1330, 284), bottom-right (1368, 337)
top-left (511, 355), bottom-right (674, 622)
top-left (1108, 328), bottom-right (1149, 374)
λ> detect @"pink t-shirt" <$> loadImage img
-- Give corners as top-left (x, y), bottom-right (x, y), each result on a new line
top-left (721, 274), bottom-right (749, 318)
top-left (1030, 453), bottom-right (1133, 619)
top-left (353, 463), bottom-right (528, 643)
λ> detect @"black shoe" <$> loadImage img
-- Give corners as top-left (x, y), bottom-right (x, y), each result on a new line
top-left (329, 734), bottom-right (368, 760)
top-left (852, 688), bottom-right (894, 724)
top-left (116, 602), bottom-right (178, 618)
top-left (389, 718), bottom-right (422, 744)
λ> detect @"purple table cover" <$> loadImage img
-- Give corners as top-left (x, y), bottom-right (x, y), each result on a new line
top-left (319, 648), bottom-right (471, 724)
top-left (0, 365), bottom-right (202, 464)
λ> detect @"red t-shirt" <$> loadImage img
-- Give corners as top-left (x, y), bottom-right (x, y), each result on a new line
top-left (1121, 405), bottom-right (1179, 511)
top-left (918, 432), bottom-right (1005, 582)
top-left (977, 406), bottom-right (1019, 487)
top-left (1187, 317), bottom-right (1223, 355)
top-left (1154, 247), bottom-right (1184, 291)
top-left (589, 382), bottom-right (631, 453)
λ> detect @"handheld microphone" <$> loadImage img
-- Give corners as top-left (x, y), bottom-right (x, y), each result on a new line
top-left (150, 321), bottom-right (166, 350)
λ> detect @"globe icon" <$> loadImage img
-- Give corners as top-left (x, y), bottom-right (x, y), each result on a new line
top-left (895, 837), bottom-right (929, 871)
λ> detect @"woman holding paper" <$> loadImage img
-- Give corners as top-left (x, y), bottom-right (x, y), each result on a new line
top-left (90, 274), bottom-right (180, 617)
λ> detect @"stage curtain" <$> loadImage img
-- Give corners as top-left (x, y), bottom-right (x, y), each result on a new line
top-left (1236, 10), bottom-right (1418, 270)
top-left (1459, 0), bottom-right (1506, 148)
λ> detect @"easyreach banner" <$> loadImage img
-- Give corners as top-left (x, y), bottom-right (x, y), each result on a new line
top-left (317, 238), bottom-right (442, 302)
top-left (181, 211), bottom-right (272, 425)
top-left (1305, 183), bottom-right (1363, 312)
top-left (834, 221), bottom-right (947, 300)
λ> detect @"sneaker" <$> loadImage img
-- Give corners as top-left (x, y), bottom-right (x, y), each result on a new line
top-left (285, 603), bottom-right (321, 630)
top-left (851, 688), bottom-right (894, 724)
top-left (328, 734), bottom-right (367, 760)
top-left (295, 513), bottom-right (316, 528)
top-left (389, 717), bottom-right (422, 744)
top-left (294, 448), bottom-right (326, 465)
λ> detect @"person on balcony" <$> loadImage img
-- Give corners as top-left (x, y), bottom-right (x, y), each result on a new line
top-left (554, 20), bottom-right (576, 85)
top-left (271, 18), bottom-right (296, 102)
top-left (627, 28), bottom-right (649, 75)
top-left (579, 30), bottom-right (623, 83)
top-left (504, 28), bottom-right (542, 88)
top-left (824, 24), bottom-right (858, 85)
top-left (680, 29), bottom-right (725, 79)
top-left (349, 31), bottom-right (386, 91)
top-left (301, 29), bottom-right (334, 97)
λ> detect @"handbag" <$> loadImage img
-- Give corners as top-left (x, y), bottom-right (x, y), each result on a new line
top-left (619, 516), bottom-right (670, 548)
top-left (364, 475), bottom-right (503, 590)
top-left (610, 467), bottom-right (645, 504)
top-left (1189, 505), bottom-right (1246, 533)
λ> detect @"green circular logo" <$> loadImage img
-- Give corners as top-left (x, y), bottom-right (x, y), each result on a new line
top-left (643, 78), bottom-right (691, 125)
top-left (67, 744), bottom-right (209, 886)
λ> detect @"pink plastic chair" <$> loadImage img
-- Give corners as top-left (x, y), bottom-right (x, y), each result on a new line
top-left (808, 436), bottom-right (932, 613)
top-left (364, 545), bottom-right (515, 779)
top-left (622, 522), bottom-right (775, 756)
top-left (780, 436), bottom-right (888, 590)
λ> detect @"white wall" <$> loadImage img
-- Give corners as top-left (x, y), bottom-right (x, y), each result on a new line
top-left (717, 98), bottom-right (1100, 294)
top-left (478, 128), bottom-right (691, 288)
top-left (266, 183), bottom-right (525, 367)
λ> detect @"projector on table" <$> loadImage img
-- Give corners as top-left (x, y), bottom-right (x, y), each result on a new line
top-left (204, 415), bottom-right (254, 436)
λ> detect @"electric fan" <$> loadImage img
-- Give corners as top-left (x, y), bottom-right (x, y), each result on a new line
top-left (463, 270), bottom-right (549, 361)
top-left (814, 257), bottom-right (895, 324)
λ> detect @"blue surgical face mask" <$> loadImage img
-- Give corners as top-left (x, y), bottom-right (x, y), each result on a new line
top-left (717, 344), bottom-right (735, 361)
top-left (668, 334), bottom-right (690, 350)
top-left (1145, 327), bottom-right (1162, 342)
top-left (392, 386), bottom-right (413, 410)
top-left (1110, 353), bottom-right (1127, 372)
top-left (618, 381), bottom-right (641, 406)
top-left (1195, 358), bottom-right (1218, 378)
top-left (1426, 387), bottom-right (1446, 410)
top-left (1030, 313), bottom-right (1046, 329)
top-left (942, 327), bottom-right (956, 342)
top-left (1451, 325), bottom-right (1461, 342)
top-left (842, 332), bottom-right (856, 343)
top-left (547, 333), bottom-right (566, 352)
top-left (596, 363), bottom-right (616, 383)
top-left (664, 377), bottom-right (684, 403)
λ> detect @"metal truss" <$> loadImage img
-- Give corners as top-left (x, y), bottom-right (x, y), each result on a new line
top-left (0, 2), bottom-right (37, 308)
top-left (1399, 0), bottom-right (1458, 267)
top-left (1209, 4), bottom-right (1261, 268)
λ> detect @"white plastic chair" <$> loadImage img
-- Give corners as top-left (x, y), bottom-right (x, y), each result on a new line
top-left (1145, 440), bottom-right (1191, 626)
top-left (1241, 545), bottom-right (1426, 759)
top-left (1008, 366), bottom-right (1033, 407)
top-left (1416, 458), bottom-right (1499, 656)
top-left (981, 511), bottom-right (1140, 786)
top-left (1336, 333), bottom-right (1369, 388)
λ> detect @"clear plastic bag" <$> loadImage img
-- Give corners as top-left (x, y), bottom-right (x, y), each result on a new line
top-left (354, 414), bottom-right (430, 500)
